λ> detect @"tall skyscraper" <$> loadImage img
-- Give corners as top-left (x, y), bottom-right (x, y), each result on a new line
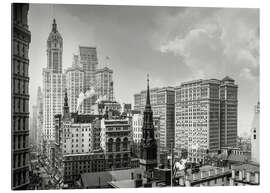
top-left (65, 55), bottom-right (84, 113)
top-left (43, 19), bottom-right (66, 140)
top-left (140, 75), bottom-right (157, 175)
top-left (134, 87), bottom-right (175, 151)
top-left (79, 46), bottom-right (98, 114)
top-left (95, 67), bottom-right (114, 101)
top-left (220, 76), bottom-right (238, 148)
top-left (12, 3), bottom-right (31, 189)
top-left (251, 102), bottom-right (260, 164)
top-left (174, 77), bottom-right (238, 162)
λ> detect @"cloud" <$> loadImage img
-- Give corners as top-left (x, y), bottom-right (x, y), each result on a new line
top-left (240, 68), bottom-right (256, 80)
top-left (157, 8), bottom-right (259, 80)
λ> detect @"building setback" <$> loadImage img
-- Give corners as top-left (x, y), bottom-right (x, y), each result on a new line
top-left (42, 19), bottom-right (66, 140)
top-left (134, 87), bottom-right (175, 151)
top-left (174, 77), bottom-right (238, 163)
top-left (12, 3), bottom-right (31, 189)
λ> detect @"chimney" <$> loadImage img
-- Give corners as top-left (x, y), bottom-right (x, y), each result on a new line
top-left (179, 177), bottom-right (185, 186)
top-left (229, 178), bottom-right (234, 186)
top-left (246, 172), bottom-right (250, 182)
top-left (242, 169), bottom-right (246, 179)
top-left (222, 167), bottom-right (225, 173)
top-left (185, 180), bottom-right (191, 187)
top-left (254, 172), bottom-right (259, 184)
top-left (239, 170), bottom-right (243, 180)
top-left (192, 173), bottom-right (196, 180)
top-left (231, 169), bottom-right (236, 179)
top-left (214, 168), bottom-right (219, 175)
top-left (200, 171), bottom-right (204, 179)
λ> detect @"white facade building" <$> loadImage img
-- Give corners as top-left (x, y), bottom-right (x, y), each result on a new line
top-left (62, 122), bottom-right (94, 154)
top-left (175, 77), bottom-right (238, 162)
top-left (43, 19), bottom-right (66, 140)
top-left (65, 59), bottom-right (84, 113)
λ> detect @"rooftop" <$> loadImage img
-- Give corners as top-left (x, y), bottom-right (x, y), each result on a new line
top-left (80, 168), bottom-right (144, 188)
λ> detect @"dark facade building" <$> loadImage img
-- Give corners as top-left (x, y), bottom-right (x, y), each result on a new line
top-left (12, 3), bottom-right (31, 190)
top-left (140, 76), bottom-right (158, 177)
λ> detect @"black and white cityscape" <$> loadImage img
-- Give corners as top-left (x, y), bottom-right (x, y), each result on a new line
top-left (11, 3), bottom-right (260, 190)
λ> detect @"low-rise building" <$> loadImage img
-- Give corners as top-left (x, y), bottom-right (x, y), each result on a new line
top-left (230, 163), bottom-right (260, 185)
top-left (100, 117), bottom-right (132, 170)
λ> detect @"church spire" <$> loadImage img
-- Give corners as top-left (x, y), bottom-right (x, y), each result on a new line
top-left (63, 88), bottom-right (70, 121)
top-left (64, 88), bottom-right (68, 107)
top-left (146, 74), bottom-right (150, 106)
top-left (52, 18), bottom-right (57, 32)
top-left (140, 74), bottom-right (157, 174)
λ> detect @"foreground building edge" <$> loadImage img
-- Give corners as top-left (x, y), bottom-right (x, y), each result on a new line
top-left (12, 3), bottom-right (31, 190)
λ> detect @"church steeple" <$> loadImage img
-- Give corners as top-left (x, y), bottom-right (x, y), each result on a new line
top-left (64, 89), bottom-right (68, 107)
top-left (140, 74), bottom-right (157, 175)
top-left (63, 89), bottom-right (70, 121)
top-left (146, 74), bottom-right (151, 107)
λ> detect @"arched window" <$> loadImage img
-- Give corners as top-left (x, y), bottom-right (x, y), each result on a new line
top-left (123, 137), bottom-right (128, 150)
top-left (108, 138), bottom-right (113, 152)
top-left (116, 138), bottom-right (121, 152)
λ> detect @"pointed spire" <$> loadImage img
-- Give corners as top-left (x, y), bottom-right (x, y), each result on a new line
top-left (146, 74), bottom-right (150, 106)
top-left (52, 18), bottom-right (57, 32)
top-left (64, 88), bottom-right (68, 107)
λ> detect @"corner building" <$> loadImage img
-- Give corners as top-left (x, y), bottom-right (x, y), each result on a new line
top-left (12, 3), bottom-right (31, 189)
top-left (175, 77), bottom-right (238, 163)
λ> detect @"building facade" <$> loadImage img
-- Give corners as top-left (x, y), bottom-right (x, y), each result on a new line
top-left (174, 77), bottom-right (238, 163)
top-left (100, 118), bottom-right (132, 170)
top-left (43, 19), bottom-right (66, 140)
top-left (65, 61), bottom-right (84, 113)
top-left (251, 102), bottom-right (260, 164)
top-left (79, 46), bottom-right (98, 114)
top-left (63, 152), bottom-right (106, 183)
top-left (134, 87), bottom-right (175, 151)
top-left (12, 3), bottom-right (31, 189)
top-left (30, 105), bottom-right (38, 147)
top-left (95, 67), bottom-right (114, 101)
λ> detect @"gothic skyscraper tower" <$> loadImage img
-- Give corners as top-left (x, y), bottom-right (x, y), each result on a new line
top-left (47, 18), bottom-right (63, 73)
top-left (43, 19), bottom-right (66, 140)
top-left (140, 74), bottom-right (157, 176)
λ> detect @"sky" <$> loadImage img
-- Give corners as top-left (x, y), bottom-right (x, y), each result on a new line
top-left (28, 4), bottom-right (259, 137)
